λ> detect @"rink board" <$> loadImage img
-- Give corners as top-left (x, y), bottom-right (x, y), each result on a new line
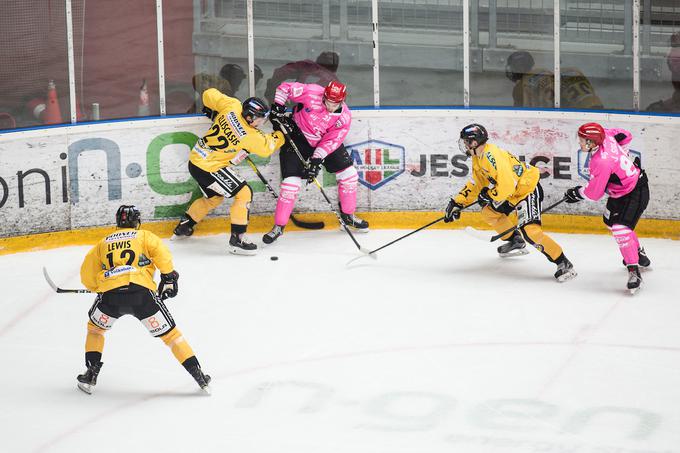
top-left (0, 109), bottom-right (678, 240)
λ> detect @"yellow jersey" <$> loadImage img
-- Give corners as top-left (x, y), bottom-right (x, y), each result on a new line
top-left (454, 143), bottom-right (539, 207)
top-left (80, 228), bottom-right (174, 293)
top-left (190, 89), bottom-right (284, 173)
top-left (514, 68), bottom-right (602, 109)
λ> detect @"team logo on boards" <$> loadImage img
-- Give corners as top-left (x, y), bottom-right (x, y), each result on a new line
top-left (347, 140), bottom-right (405, 190)
top-left (577, 149), bottom-right (641, 181)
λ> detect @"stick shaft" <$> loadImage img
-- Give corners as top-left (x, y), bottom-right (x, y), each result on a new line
top-left (367, 200), bottom-right (480, 254)
top-left (245, 156), bottom-right (324, 230)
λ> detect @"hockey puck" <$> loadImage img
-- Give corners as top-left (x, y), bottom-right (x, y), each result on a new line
top-left (270, 256), bottom-right (279, 261)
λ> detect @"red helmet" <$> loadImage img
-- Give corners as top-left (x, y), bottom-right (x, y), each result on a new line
top-left (324, 80), bottom-right (347, 103)
top-left (577, 122), bottom-right (605, 146)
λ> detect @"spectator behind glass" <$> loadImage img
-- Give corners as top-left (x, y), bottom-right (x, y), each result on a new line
top-left (505, 50), bottom-right (603, 109)
top-left (646, 32), bottom-right (680, 113)
top-left (188, 63), bottom-right (263, 113)
top-left (264, 51), bottom-right (339, 103)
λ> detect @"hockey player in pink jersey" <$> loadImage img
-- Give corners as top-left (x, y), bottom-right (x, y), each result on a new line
top-left (263, 80), bottom-right (368, 244)
top-left (564, 123), bottom-right (650, 294)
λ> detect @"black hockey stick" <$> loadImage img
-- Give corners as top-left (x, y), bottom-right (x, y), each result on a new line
top-left (346, 201), bottom-right (479, 265)
top-left (42, 267), bottom-right (91, 294)
top-left (271, 118), bottom-right (373, 257)
top-left (245, 156), bottom-right (324, 230)
top-left (464, 197), bottom-right (568, 242)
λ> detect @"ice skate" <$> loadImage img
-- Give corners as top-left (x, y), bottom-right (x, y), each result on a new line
top-left (187, 365), bottom-right (212, 395)
top-left (497, 230), bottom-right (529, 257)
top-left (627, 265), bottom-right (642, 295)
top-left (262, 225), bottom-right (284, 244)
top-left (229, 233), bottom-right (257, 256)
top-left (76, 361), bottom-right (103, 395)
top-left (554, 255), bottom-right (577, 282)
top-left (339, 212), bottom-right (369, 233)
top-left (171, 215), bottom-right (194, 241)
top-left (622, 247), bottom-right (651, 268)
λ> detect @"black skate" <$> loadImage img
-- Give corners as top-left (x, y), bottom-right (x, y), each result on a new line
top-left (171, 215), bottom-right (194, 241)
top-left (229, 233), bottom-right (257, 256)
top-left (554, 255), bottom-right (577, 282)
top-left (627, 265), bottom-right (642, 295)
top-left (76, 361), bottom-right (103, 395)
top-left (187, 365), bottom-right (212, 395)
top-left (262, 225), bottom-right (284, 244)
top-left (339, 212), bottom-right (369, 233)
top-left (622, 247), bottom-right (651, 268)
top-left (497, 231), bottom-right (529, 257)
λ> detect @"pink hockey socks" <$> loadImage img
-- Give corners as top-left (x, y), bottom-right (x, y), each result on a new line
top-left (274, 177), bottom-right (301, 226)
top-left (336, 166), bottom-right (359, 214)
top-left (610, 224), bottom-right (640, 266)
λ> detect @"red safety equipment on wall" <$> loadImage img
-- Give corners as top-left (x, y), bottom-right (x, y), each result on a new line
top-left (44, 80), bottom-right (63, 124)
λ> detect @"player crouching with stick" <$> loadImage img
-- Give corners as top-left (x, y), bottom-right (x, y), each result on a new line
top-left (445, 124), bottom-right (577, 282)
top-left (78, 206), bottom-right (211, 394)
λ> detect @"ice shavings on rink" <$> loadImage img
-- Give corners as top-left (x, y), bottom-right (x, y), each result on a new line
top-left (1, 229), bottom-right (679, 453)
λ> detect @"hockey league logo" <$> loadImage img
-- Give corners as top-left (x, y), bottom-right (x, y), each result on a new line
top-left (347, 140), bottom-right (405, 190)
top-left (577, 149), bottom-right (641, 181)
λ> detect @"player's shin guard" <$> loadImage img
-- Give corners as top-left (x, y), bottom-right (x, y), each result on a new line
top-left (520, 223), bottom-right (563, 263)
top-left (230, 185), bottom-right (252, 226)
top-left (161, 327), bottom-right (195, 364)
top-left (610, 224), bottom-right (640, 266)
top-left (481, 206), bottom-right (517, 241)
top-left (187, 195), bottom-right (223, 223)
top-left (336, 167), bottom-right (358, 215)
top-left (85, 321), bottom-right (106, 360)
top-left (274, 177), bottom-right (301, 226)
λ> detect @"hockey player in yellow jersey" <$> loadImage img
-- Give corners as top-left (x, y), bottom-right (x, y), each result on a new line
top-left (172, 90), bottom-right (285, 255)
top-left (444, 124), bottom-right (577, 282)
top-left (506, 51), bottom-right (603, 109)
top-left (78, 205), bottom-right (211, 394)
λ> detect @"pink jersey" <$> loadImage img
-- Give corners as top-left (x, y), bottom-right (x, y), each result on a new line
top-left (274, 82), bottom-right (352, 159)
top-left (581, 128), bottom-right (640, 200)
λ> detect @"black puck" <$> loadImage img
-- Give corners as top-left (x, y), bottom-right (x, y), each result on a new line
top-left (270, 256), bottom-right (279, 261)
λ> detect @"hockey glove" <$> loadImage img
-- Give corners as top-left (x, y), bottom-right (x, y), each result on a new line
top-left (269, 103), bottom-right (286, 121)
top-left (202, 106), bottom-right (217, 121)
top-left (158, 270), bottom-right (179, 300)
top-left (477, 187), bottom-right (494, 207)
top-left (564, 186), bottom-right (584, 203)
top-left (303, 157), bottom-right (323, 183)
top-left (444, 199), bottom-right (463, 223)
top-left (614, 132), bottom-right (627, 144)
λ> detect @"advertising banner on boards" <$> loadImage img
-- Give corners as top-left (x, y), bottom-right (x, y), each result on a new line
top-left (0, 112), bottom-right (678, 238)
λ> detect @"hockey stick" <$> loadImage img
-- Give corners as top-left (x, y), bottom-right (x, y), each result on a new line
top-left (346, 201), bottom-right (480, 265)
top-left (272, 118), bottom-right (373, 257)
top-left (464, 197), bottom-right (568, 242)
top-left (42, 267), bottom-right (91, 294)
top-left (245, 156), bottom-right (324, 230)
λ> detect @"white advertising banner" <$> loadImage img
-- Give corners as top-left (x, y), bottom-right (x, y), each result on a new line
top-left (0, 110), bottom-right (678, 238)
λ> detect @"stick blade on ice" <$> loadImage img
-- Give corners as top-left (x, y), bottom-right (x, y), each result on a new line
top-left (42, 267), bottom-right (60, 292)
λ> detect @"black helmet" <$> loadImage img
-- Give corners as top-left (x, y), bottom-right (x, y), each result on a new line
top-left (116, 205), bottom-right (141, 229)
top-left (505, 51), bottom-right (535, 82)
top-left (459, 124), bottom-right (488, 156)
top-left (460, 123), bottom-right (488, 144)
top-left (241, 97), bottom-right (269, 123)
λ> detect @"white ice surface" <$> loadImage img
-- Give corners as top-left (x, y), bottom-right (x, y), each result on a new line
top-left (1, 229), bottom-right (679, 453)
